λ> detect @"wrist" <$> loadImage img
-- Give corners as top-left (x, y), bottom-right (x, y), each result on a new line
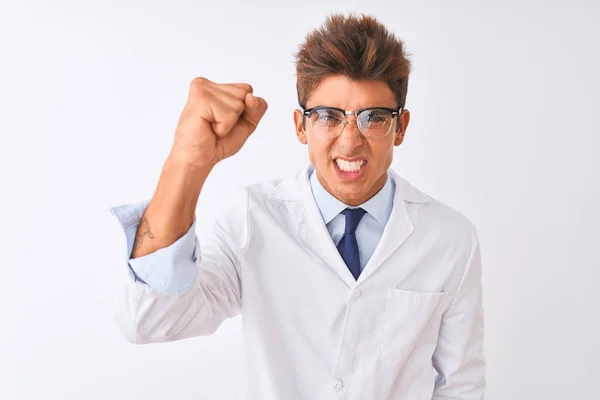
top-left (166, 151), bottom-right (216, 177)
top-left (149, 153), bottom-right (212, 225)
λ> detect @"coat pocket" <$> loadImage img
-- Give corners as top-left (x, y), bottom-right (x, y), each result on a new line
top-left (379, 287), bottom-right (450, 368)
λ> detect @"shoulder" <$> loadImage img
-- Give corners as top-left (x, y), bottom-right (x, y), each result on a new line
top-left (243, 168), bottom-right (305, 204)
top-left (393, 173), bottom-right (479, 244)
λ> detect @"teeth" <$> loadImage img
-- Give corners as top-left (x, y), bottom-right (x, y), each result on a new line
top-left (336, 158), bottom-right (365, 172)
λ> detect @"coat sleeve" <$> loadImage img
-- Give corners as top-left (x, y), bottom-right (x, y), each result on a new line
top-left (109, 189), bottom-right (249, 345)
top-left (432, 234), bottom-right (486, 399)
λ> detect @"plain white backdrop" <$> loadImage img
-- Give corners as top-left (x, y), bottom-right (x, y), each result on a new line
top-left (1, 0), bottom-right (599, 399)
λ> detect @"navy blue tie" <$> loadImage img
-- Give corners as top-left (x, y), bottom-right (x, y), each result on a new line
top-left (337, 208), bottom-right (367, 280)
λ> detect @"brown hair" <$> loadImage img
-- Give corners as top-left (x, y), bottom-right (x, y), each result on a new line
top-left (294, 13), bottom-right (412, 109)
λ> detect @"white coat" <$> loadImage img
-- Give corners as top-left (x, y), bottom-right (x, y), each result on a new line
top-left (115, 165), bottom-right (486, 400)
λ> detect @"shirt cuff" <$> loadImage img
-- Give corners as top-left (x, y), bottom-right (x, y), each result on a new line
top-left (109, 200), bottom-right (198, 295)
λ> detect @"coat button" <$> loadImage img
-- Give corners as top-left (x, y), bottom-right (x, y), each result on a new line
top-left (332, 379), bottom-right (344, 391)
top-left (351, 289), bottom-right (361, 300)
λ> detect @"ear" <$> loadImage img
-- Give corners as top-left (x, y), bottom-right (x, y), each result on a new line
top-left (294, 109), bottom-right (308, 145)
top-left (394, 109), bottom-right (410, 146)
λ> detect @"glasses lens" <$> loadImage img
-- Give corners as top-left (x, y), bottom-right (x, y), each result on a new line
top-left (357, 109), bottom-right (394, 137)
top-left (309, 109), bottom-right (345, 138)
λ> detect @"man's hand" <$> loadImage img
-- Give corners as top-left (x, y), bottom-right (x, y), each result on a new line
top-left (170, 77), bottom-right (268, 168)
top-left (131, 77), bottom-right (266, 258)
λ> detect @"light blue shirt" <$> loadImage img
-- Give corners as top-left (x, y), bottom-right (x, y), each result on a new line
top-left (309, 170), bottom-right (395, 272)
top-left (110, 169), bottom-right (395, 295)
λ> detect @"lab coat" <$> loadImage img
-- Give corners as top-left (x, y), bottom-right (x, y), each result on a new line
top-left (114, 165), bottom-right (486, 399)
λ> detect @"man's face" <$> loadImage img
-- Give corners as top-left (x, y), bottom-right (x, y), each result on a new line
top-left (294, 75), bottom-right (410, 206)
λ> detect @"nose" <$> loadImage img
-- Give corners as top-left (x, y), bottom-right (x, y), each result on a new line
top-left (336, 118), bottom-right (363, 151)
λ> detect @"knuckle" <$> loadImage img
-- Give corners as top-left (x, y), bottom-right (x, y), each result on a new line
top-left (213, 124), bottom-right (228, 136)
top-left (225, 110), bottom-right (240, 124)
top-left (192, 76), bottom-right (208, 85)
top-left (190, 77), bottom-right (209, 92)
top-left (190, 80), bottom-right (212, 101)
top-left (233, 100), bottom-right (245, 114)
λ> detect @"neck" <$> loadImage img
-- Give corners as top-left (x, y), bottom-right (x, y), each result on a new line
top-left (316, 171), bottom-right (388, 206)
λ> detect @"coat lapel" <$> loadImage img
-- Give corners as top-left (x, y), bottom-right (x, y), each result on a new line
top-left (295, 166), bottom-right (358, 288)
top-left (357, 170), bottom-right (432, 283)
top-left (289, 165), bottom-right (432, 288)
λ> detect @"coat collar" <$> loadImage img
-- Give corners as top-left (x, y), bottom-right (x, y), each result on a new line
top-left (308, 168), bottom-right (395, 227)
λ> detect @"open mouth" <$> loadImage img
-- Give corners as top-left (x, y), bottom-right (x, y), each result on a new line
top-left (334, 158), bottom-right (367, 178)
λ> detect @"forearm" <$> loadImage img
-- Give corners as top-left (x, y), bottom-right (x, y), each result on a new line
top-left (131, 153), bottom-right (213, 258)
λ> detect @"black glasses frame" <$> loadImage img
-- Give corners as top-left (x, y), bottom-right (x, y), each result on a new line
top-left (301, 106), bottom-right (402, 138)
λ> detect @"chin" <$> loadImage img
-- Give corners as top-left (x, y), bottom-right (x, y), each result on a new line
top-left (333, 186), bottom-right (368, 205)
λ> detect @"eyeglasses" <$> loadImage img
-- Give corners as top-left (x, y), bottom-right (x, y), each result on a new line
top-left (302, 106), bottom-right (402, 139)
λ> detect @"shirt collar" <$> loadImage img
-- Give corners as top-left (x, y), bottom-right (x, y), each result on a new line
top-left (309, 168), bottom-right (395, 226)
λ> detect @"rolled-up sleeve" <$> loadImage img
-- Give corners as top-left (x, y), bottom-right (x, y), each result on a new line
top-left (109, 189), bottom-right (247, 344)
top-left (109, 200), bottom-right (198, 295)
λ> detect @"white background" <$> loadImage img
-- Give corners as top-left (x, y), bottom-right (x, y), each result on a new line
top-left (1, 0), bottom-right (599, 399)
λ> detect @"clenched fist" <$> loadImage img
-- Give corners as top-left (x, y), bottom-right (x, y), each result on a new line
top-left (170, 77), bottom-right (268, 168)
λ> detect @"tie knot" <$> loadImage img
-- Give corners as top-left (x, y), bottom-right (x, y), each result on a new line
top-left (341, 207), bottom-right (367, 235)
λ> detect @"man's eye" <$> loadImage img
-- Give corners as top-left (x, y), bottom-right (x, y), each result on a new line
top-left (319, 115), bottom-right (337, 121)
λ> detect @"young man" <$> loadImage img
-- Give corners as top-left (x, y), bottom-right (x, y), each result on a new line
top-left (110, 13), bottom-right (486, 400)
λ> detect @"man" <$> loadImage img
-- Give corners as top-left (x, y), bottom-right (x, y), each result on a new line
top-left (110, 13), bottom-right (486, 400)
